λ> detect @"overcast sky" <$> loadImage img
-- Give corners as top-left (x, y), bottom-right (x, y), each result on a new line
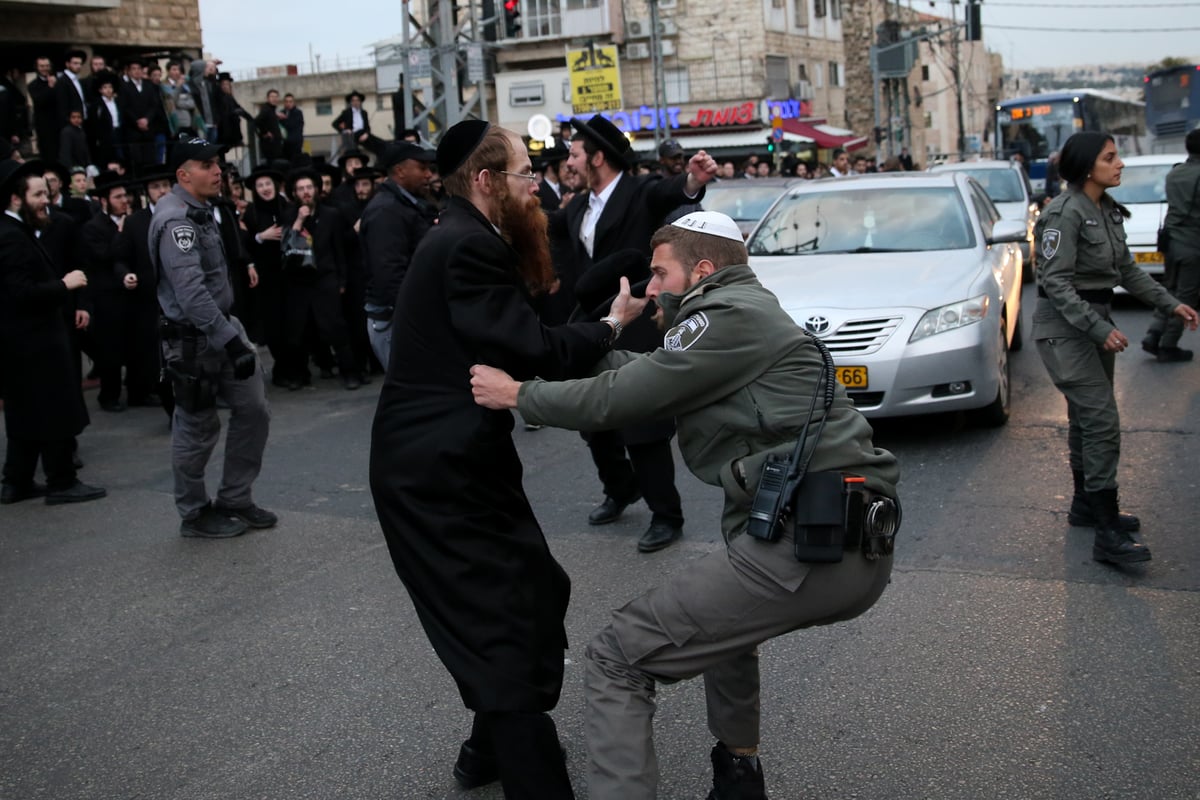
top-left (199, 0), bottom-right (1200, 76)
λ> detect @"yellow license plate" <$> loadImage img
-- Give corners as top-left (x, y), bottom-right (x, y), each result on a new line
top-left (836, 366), bottom-right (868, 388)
top-left (1135, 252), bottom-right (1163, 264)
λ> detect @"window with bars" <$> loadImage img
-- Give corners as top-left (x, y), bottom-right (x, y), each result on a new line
top-left (315, 97), bottom-right (333, 115)
top-left (828, 61), bottom-right (842, 87)
top-left (814, 0), bottom-right (826, 18)
top-left (766, 55), bottom-right (790, 98)
top-left (665, 67), bottom-right (690, 103)
top-left (793, 0), bottom-right (808, 26)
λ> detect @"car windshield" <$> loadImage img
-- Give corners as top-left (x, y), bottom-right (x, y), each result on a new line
top-left (1108, 163), bottom-right (1176, 204)
top-left (702, 183), bottom-right (791, 221)
top-left (957, 169), bottom-right (1024, 203)
top-left (748, 187), bottom-right (975, 255)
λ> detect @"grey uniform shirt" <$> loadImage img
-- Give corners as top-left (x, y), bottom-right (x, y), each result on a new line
top-left (1033, 189), bottom-right (1178, 343)
top-left (150, 184), bottom-right (240, 348)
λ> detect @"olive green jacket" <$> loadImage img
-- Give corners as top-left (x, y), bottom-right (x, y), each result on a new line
top-left (1164, 154), bottom-right (1200, 254)
top-left (518, 264), bottom-right (899, 539)
top-left (1033, 189), bottom-right (1178, 343)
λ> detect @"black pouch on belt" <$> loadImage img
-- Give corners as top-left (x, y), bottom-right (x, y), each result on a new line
top-left (791, 471), bottom-right (848, 563)
top-left (165, 359), bottom-right (217, 413)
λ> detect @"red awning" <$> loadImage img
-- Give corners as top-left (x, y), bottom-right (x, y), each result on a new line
top-left (779, 119), bottom-right (869, 151)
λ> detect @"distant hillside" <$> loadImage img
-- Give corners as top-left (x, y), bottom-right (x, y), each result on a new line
top-left (1002, 62), bottom-right (1160, 102)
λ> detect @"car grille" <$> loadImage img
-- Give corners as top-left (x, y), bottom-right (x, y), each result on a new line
top-left (821, 316), bottom-right (903, 355)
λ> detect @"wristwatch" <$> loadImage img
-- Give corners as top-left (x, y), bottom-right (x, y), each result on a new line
top-left (600, 315), bottom-right (623, 344)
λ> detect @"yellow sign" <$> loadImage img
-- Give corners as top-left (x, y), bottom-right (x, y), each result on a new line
top-left (567, 44), bottom-right (622, 115)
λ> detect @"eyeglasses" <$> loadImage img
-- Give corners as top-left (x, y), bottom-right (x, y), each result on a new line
top-left (497, 170), bottom-right (538, 183)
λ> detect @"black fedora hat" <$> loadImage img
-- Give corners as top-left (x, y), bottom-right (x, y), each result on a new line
top-left (345, 89), bottom-right (366, 104)
top-left (285, 166), bottom-right (321, 194)
top-left (570, 114), bottom-right (632, 171)
top-left (92, 169), bottom-right (130, 198)
top-left (533, 142), bottom-right (570, 171)
top-left (39, 160), bottom-right (71, 185)
top-left (136, 168), bottom-right (175, 186)
top-left (246, 163), bottom-right (284, 184)
top-left (339, 148), bottom-right (370, 168)
top-left (0, 158), bottom-right (47, 200)
top-left (352, 166), bottom-right (384, 181)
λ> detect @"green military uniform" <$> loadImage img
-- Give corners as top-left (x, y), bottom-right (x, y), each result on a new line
top-left (1033, 189), bottom-right (1182, 493)
top-left (1145, 153), bottom-right (1200, 351)
top-left (518, 263), bottom-right (899, 800)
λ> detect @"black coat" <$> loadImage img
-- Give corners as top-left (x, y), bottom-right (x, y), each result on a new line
top-left (550, 171), bottom-right (701, 443)
top-left (0, 214), bottom-right (88, 441)
top-left (87, 97), bottom-right (124, 166)
top-left (113, 206), bottom-right (158, 300)
top-left (537, 178), bottom-right (565, 212)
top-left (331, 107), bottom-right (369, 139)
top-left (0, 78), bottom-right (30, 142)
top-left (360, 180), bottom-right (437, 314)
top-left (58, 123), bottom-right (90, 170)
top-left (369, 196), bottom-right (615, 712)
top-left (28, 75), bottom-right (58, 157)
top-left (278, 202), bottom-right (349, 346)
top-left (54, 72), bottom-right (86, 129)
top-left (254, 103), bottom-right (283, 161)
top-left (117, 78), bottom-right (165, 137)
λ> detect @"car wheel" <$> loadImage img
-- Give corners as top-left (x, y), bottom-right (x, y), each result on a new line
top-left (1010, 303), bottom-right (1024, 352)
top-left (970, 321), bottom-right (1011, 427)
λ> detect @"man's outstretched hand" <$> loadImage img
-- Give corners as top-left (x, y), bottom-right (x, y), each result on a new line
top-left (470, 365), bottom-right (520, 410)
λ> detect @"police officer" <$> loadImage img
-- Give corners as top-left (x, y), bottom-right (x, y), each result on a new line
top-left (471, 211), bottom-right (900, 800)
top-left (1142, 128), bottom-right (1200, 362)
top-left (1033, 131), bottom-right (1198, 565)
top-left (150, 137), bottom-right (275, 539)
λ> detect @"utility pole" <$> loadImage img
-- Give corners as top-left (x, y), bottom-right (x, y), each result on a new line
top-left (649, 0), bottom-right (668, 152)
top-left (951, 0), bottom-right (966, 161)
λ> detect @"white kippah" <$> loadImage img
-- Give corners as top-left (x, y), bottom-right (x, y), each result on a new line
top-left (670, 211), bottom-right (744, 242)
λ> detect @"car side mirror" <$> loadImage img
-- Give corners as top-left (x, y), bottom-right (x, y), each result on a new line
top-left (988, 219), bottom-right (1027, 246)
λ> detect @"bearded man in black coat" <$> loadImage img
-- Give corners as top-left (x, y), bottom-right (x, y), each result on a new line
top-left (0, 159), bottom-right (106, 505)
top-left (368, 121), bottom-right (645, 799)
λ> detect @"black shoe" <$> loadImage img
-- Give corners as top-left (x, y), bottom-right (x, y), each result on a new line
top-left (180, 504), bottom-right (248, 538)
top-left (1067, 471), bottom-right (1139, 532)
top-left (1157, 346), bottom-right (1193, 363)
top-left (708, 743), bottom-right (768, 800)
top-left (638, 521), bottom-right (683, 553)
top-left (1087, 489), bottom-right (1152, 565)
top-left (1141, 335), bottom-right (1161, 356)
top-left (341, 374), bottom-right (361, 390)
top-left (452, 741), bottom-right (499, 790)
top-left (1, 482), bottom-right (48, 505)
top-left (44, 481), bottom-right (107, 505)
top-left (213, 501), bottom-right (278, 529)
top-left (98, 398), bottom-right (127, 412)
top-left (588, 492), bottom-right (641, 525)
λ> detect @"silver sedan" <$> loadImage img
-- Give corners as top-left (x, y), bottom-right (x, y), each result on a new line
top-left (747, 172), bottom-right (1026, 426)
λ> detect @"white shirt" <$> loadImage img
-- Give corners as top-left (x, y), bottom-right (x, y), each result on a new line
top-left (102, 96), bottom-right (120, 128)
top-left (544, 176), bottom-right (561, 199)
top-left (351, 108), bottom-right (364, 132)
top-left (581, 173), bottom-right (622, 258)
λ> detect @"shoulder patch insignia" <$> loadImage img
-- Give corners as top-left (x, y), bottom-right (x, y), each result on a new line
top-left (1041, 229), bottom-right (1061, 260)
top-left (171, 224), bottom-right (196, 253)
top-left (664, 311), bottom-right (710, 352)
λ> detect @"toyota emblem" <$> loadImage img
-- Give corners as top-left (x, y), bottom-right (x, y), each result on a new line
top-left (803, 315), bottom-right (831, 336)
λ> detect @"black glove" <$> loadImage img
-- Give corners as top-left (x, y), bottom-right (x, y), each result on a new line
top-left (224, 337), bottom-right (257, 380)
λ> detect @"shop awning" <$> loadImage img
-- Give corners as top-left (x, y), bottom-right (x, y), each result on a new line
top-left (779, 119), bottom-right (869, 151)
top-left (629, 128), bottom-right (813, 153)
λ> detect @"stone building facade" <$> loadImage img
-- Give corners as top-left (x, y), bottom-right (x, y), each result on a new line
top-left (0, 0), bottom-right (202, 67)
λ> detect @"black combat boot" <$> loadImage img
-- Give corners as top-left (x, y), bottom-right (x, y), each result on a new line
top-left (708, 742), bottom-right (769, 800)
top-left (1088, 489), bottom-right (1151, 565)
top-left (1067, 470), bottom-right (1139, 532)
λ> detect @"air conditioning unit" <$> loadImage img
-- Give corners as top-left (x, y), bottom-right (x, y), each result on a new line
top-left (626, 42), bottom-right (651, 59)
top-left (661, 40), bottom-right (676, 56)
top-left (658, 19), bottom-right (677, 36)
top-left (627, 18), bottom-right (650, 38)
top-left (793, 80), bottom-right (813, 99)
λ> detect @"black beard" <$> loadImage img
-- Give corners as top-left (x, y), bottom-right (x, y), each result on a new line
top-left (21, 205), bottom-right (50, 231)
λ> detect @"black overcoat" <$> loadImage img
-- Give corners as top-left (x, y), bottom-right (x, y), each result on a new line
top-left (369, 196), bottom-right (614, 712)
top-left (0, 214), bottom-right (88, 441)
top-left (278, 202), bottom-right (349, 346)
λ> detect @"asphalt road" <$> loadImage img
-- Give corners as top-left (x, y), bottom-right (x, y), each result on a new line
top-left (2, 287), bottom-right (1198, 800)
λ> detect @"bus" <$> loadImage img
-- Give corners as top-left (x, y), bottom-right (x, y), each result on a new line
top-left (994, 90), bottom-right (1146, 192)
top-left (1144, 64), bottom-right (1200, 154)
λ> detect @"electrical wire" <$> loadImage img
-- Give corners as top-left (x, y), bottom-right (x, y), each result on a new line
top-left (987, 24), bottom-right (1200, 32)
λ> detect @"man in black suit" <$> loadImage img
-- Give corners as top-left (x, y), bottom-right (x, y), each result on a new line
top-left (254, 89), bottom-right (284, 162)
top-left (332, 90), bottom-right (370, 153)
top-left (113, 169), bottom-right (174, 411)
top-left (28, 57), bottom-right (59, 159)
top-left (88, 73), bottom-right (123, 167)
top-left (42, 160), bottom-right (92, 225)
top-left (536, 142), bottom-right (571, 212)
top-left (550, 113), bottom-right (717, 553)
top-left (0, 158), bottom-right (106, 506)
top-left (0, 69), bottom-right (31, 156)
top-left (54, 50), bottom-right (88, 134)
top-left (117, 56), bottom-right (165, 173)
top-left (58, 110), bottom-right (90, 171)
top-left (80, 171), bottom-right (135, 411)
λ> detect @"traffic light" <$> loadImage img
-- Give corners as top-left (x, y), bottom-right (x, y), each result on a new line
top-left (966, 0), bottom-right (982, 41)
top-left (873, 126), bottom-right (885, 145)
top-left (504, 0), bottom-right (521, 37)
top-left (766, 135), bottom-right (775, 153)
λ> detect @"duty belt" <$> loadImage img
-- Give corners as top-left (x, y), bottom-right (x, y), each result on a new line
top-left (1037, 286), bottom-right (1113, 303)
top-left (159, 312), bottom-right (230, 340)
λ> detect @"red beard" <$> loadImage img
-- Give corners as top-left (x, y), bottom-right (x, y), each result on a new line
top-left (496, 185), bottom-right (555, 295)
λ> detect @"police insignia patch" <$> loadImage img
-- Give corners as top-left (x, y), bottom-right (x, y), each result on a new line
top-left (664, 312), bottom-right (710, 352)
top-left (1042, 229), bottom-right (1061, 260)
top-left (172, 225), bottom-right (196, 253)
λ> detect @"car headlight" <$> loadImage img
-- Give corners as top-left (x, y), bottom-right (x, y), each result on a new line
top-left (909, 295), bottom-right (990, 342)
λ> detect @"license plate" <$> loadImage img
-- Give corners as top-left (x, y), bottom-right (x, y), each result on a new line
top-left (1135, 252), bottom-right (1163, 264)
top-left (836, 366), bottom-right (868, 388)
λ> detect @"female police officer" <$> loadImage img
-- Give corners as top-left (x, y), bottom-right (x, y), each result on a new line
top-left (1033, 131), bottom-right (1198, 565)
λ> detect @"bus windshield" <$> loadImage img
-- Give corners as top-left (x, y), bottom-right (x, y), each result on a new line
top-left (996, 100), bottom-right (1078, 162)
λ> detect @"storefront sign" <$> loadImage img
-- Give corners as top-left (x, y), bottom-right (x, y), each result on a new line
top-left (555, 98), bottom-right (812, 132)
